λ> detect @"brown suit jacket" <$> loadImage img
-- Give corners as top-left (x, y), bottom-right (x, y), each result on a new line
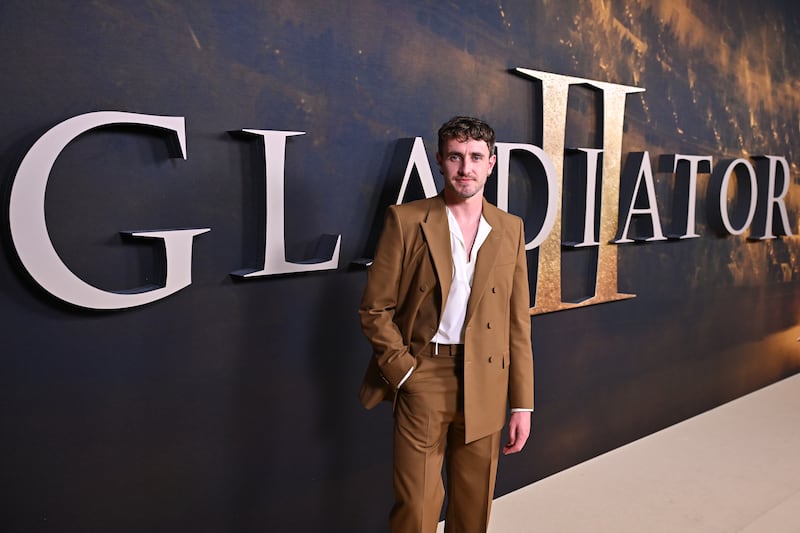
top-left (358, 194), bottom-right (534, 443)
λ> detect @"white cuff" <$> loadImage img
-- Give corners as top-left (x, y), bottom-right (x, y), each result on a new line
top-left (397, 366), bottom-right (414, 389)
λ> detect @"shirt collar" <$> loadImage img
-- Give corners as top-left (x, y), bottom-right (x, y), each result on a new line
top-left (445, 206), bottom-right (493, 260)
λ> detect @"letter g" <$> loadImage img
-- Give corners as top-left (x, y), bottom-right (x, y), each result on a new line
top-left (8, 111), bottom-right (209, 310)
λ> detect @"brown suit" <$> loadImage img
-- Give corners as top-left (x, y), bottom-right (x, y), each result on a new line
top-left (358, 193), bottom-right (534, 443)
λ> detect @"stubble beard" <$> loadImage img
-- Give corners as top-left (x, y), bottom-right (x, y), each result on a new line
top-left (447, 177), bottom-right (482, 200)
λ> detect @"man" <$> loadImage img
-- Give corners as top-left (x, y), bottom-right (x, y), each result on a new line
top-left (358, 116), bottom-right (534, 532)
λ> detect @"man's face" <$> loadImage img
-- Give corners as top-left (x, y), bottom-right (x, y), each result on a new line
top-left (437, 137), bottom-right (496, 200)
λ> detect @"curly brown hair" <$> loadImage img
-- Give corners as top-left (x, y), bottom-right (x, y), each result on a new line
top-left (437, 116), bottom-right (496, 156)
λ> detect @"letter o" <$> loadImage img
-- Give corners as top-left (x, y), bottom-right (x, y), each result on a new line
top-left (708, 158), bottom-right (757, 236)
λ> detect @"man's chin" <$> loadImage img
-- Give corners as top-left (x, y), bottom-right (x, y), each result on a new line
top-left (457, 189), bottom-right (480, 199)
top-left (446, 186), bottom-right (480, 200)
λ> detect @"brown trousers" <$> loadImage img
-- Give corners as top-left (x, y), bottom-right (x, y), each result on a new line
top-left (391, 345), bottom-right (501, 533)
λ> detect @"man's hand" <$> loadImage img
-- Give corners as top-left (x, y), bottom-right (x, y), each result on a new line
top-left (503, 411), bottom-right (531, 455)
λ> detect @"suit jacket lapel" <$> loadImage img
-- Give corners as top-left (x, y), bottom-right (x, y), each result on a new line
top-left (465, 199), bottom-right (504, 325)
top-left (421, 195), bottom-right (453, 317)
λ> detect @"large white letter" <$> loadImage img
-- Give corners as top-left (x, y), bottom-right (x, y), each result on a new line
top-left (563, 148), bottom-right (603, 247)
top-left (613, 151), bottom-right (667, 243)
top-left (708, 158), bottom-right (757, 236)
top-left (8, 111), bottom-right (209, 310)
top-left (751, 155), bottom-right (793, 239)
top-left (395, 136), bottom-right (438, 203)
top-left (495, 142), bottom-right (559, 250)
top-left (663, 154), bottom-right (713, 239)
top-left (232, 130), bottom-right (341, 277)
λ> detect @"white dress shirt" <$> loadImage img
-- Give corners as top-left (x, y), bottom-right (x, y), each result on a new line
top-left (430, 207), bottom-right (492, 345)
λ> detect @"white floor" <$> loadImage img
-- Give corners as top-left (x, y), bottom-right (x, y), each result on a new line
top-left (439, 373), bottom-right (800, 532)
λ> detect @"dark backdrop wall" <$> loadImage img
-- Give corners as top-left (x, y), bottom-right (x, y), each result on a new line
top-left (2, 1), bottom-right (800, 532)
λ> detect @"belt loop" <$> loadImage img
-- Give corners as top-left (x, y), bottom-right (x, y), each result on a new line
top-left (434, 341), bottom-right (439, 356)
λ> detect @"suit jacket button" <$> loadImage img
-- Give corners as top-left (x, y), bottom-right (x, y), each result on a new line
top-left (488, 356), bottom-right (494, 363)
top-left (487, 322), bottom-right (493, 329)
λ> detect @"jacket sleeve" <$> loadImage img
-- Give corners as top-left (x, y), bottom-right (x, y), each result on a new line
top-left (358, 206), bottom-right (417, 388)
top-left (508, 217), bottom-right (534, 410)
